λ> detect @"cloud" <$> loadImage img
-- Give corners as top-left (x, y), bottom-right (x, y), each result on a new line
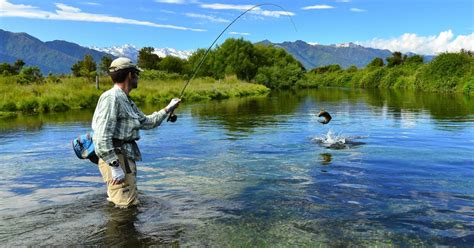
top-left (302, 5), bottom-right (335, 10)
top-left (0, 0), bottom-right (205, 31)
top-left (308, 42), bottom-right (319, 46)
top-left (229, 31), bottom-right (250, 36)
top-left (350, 8), bottom-right (366, 12)
top-left (358, 30), bottom-right (474, 55)
top-left (200, 3), bottom-right (295, 18)
top-left (185, 13), bottom-right (230, 23)
top-left (80, 2), bottom-right (101, 6)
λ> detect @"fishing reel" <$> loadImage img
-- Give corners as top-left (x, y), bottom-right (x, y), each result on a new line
top-left (167, 112), bottom-right (178, 122)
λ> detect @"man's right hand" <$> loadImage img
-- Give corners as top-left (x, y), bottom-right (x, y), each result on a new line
top-left (165, 98), bottom-right (181, 113)
top-left (111, 165), bottom-right (125, 185)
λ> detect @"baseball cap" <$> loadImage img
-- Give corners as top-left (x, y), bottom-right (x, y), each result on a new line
top-left (109, 57), bottom-right (143, 73)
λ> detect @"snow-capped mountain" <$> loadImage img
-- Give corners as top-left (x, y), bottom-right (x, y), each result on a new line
top-left (331, 42), bottom-right (362, 48)
top-left (91, 44), bottom-right (194, 61)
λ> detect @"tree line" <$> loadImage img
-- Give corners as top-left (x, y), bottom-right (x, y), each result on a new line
top-left (1, 37), bottom-right (472, 94)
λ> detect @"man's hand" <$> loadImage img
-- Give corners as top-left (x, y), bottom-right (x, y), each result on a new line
top-left (111, 165), bottom-right (125, 185)
top-left (165, 98), bottom-right (181, 113)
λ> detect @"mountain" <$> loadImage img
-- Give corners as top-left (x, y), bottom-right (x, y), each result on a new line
top-left (92, 45), bottom-right (194, 62)
top-left (262, 40), bottom-right (393, 69)
top-left (0, 29), bottom-right (113, 74)
top-left (90, 44), bottom-right (139, 62)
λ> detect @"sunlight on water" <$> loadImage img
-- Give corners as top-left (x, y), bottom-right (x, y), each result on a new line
top-left (0, 89), bottom-right (473, 246)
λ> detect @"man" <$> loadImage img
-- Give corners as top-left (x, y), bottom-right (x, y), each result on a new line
top-left (92, 57), bottom-right (180, 208)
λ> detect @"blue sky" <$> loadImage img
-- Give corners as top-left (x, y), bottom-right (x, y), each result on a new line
top-left (0, 0), bottom-right (473, 54)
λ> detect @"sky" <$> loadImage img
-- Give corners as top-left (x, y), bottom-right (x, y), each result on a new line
top-left (0, 0), bottom-right (473, 54)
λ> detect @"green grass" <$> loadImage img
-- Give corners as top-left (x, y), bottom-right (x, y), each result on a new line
top-left (297, 52), bottom-right (474, 95)
top-left (0, 75), bottom-right (270, 114)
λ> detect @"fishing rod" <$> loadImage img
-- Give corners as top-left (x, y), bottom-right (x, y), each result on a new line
top-left (167, 3), bottom-right (297, 122)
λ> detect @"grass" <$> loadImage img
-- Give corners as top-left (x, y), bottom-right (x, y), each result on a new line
top-left (296, 52), bottom-right (474, 95)
top-left (0, 75), bottom-right (270, 114)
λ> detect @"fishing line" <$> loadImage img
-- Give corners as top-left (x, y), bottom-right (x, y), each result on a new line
top-left (167, 3), bottom-right (297, 122)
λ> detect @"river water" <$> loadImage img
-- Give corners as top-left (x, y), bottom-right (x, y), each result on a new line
top-left (0, 88), bottom-right (473, 246)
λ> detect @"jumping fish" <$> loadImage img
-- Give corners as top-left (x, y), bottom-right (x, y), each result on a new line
top-left (318, 110), bottom-right (332, 124)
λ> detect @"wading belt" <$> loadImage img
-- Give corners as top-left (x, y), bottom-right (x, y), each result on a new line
top-left (112, 139), bottom-right (136, 174)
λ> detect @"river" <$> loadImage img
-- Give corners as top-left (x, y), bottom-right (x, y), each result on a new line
top-left (0, 88), bottom-right (473, 246)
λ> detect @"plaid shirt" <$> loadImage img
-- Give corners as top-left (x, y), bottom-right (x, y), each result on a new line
top-left (92, 85), bottom-right (167, 164)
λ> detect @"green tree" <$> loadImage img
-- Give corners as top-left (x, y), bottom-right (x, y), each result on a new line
top-left (0, 63), bottom-right (14, 76)
top-left (99, 56), bottom-right (113, 74)
top-left (17, 66), bottom-right (42, 84)
top-left (311, 64), bottom-right (342, 74)
top-left (187, 48), bottom-right (215, 78)
top-left (368, 57), bottom-right (384, 67)
top-left (213, 38), bottom-right (259, 81)
top-left (70, 54), bottom-right (97, 79)
top-left (386, 52), bottom-right (404, 67)
top-left (13, 59), bottom-right (25, 74)
top-left (158, 56), bottom-right (187, 74)
top-left (405, 55), bottom-right (424, 64)
top-left (137, 47), bottom-right (161, 70)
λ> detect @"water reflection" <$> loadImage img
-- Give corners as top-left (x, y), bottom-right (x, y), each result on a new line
top-left (320, 153), bottom-right (332, 166)
top-left (1, 89), bottom-right (472, 132)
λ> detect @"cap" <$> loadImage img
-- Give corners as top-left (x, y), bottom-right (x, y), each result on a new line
top-left (109, 57), bottom-right (143, 73)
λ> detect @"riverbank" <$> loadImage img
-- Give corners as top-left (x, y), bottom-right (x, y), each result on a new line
top-left (0, 75), bottom-right (270, 116)
top-left (297, 52), bottom-right (474, 94)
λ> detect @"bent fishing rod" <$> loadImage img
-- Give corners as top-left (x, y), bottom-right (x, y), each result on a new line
top-left (167, 3), bottom-right (297, 122)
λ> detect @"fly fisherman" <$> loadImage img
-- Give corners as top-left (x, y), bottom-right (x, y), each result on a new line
top-left (92, 57), bottom-right (180, 208)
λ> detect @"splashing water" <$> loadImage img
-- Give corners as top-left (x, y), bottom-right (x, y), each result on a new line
top-left (313, 130), bottom-right (365, 149)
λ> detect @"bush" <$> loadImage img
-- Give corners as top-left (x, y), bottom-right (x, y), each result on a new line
top-left (20, 99), bottom-right (40, 113)
top-left (140, 70), bottom-right (183, 81)
top-left (1, 102), bottom-right (17, 111)
top-left (16, 66), bottom-right (43, 84)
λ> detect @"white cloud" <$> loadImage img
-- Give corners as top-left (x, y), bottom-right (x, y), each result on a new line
top-left (358, 30), bottom-right (474, 55)
top-left (0, 0), bottom-right (205, 31)
top-left (229, 31), bottom-right (250, 36)
top-left (308, 42), bottom-right (319, 46)
top-left (80, 2), bottom-right (101, 6)
top-left (350, 8), bottom-right (366, 12)
top-left (302, 5), bottom-right (335, 10)
top-left (200, 3), bottom-right (295, 18)
top-left (185, 13), bottom-right (230, 23)
top-left (201, 3), bottom-right (254, 10)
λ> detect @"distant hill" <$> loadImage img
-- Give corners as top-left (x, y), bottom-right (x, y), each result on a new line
top-left (0, 29), bottom-right (435, 74)
top-left (258, 40), bottom-right (434, 69)
top-left (0, 29), bottom-right (114, 74)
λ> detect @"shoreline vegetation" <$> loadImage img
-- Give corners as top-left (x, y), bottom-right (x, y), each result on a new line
top-left (0, 38), bottom-right (472, 118)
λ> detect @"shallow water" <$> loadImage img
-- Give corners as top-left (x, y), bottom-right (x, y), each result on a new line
top-left (0, 88), bottom-right (473, 246)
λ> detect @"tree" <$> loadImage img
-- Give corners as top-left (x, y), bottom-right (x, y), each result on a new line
top-left (0, 63), bottom-right (14, 76)
top-left (386, 52), bottom-right (404, 67)
top-left (17, 66), bottom-right (42, 84)
top-left (368, 57), bottom-right (384, 67)
top-left (99, 56), bottom-right (113, 74)
top-left (13, 59), bottom-right (25, 74)
top-left (71, 54), bottom-right (97, 79)
top-left (405, 55), bottom-right (424, 64)
top-left (158, 56), bottom-right (187, 74)
top-left (311, 64), bottom-right (342, 74)
top-left (137, 47), bottom-right (161, 70)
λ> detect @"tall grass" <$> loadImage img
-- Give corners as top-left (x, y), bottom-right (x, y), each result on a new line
top-left (296, 52), bottom-right (474, 95)
top-left (0, 75), bottom-right (269, 114)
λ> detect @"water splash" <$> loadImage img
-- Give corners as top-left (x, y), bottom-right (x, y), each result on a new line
top-left (312, 130), bottom-right (366, 149)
